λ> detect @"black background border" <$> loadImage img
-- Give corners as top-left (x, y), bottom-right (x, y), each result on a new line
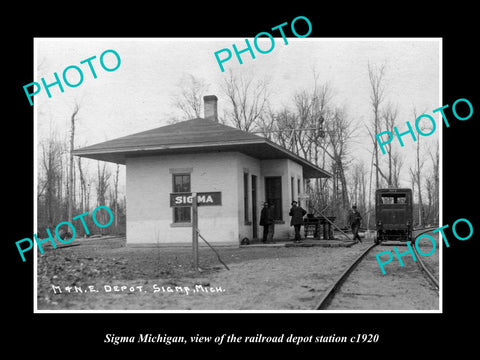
top-left (5, 5), bottom-right (478, 355)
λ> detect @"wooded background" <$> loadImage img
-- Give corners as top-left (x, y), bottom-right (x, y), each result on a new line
top-left (37, 63), bottom-right (439, 236)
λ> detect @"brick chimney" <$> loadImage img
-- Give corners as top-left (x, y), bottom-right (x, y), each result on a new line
top-left (203, 95), bottom-right (218, 121)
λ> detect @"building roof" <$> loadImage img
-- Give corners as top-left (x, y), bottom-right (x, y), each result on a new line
top-left (73, 118), bottom-right (331, 178)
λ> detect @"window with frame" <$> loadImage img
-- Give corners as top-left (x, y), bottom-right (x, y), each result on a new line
top-left (380, 193), bottom-right (408, 204)
top-left (172, 174), bottom-right (191, 223)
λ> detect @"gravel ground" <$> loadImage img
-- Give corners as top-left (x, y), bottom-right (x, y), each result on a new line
top-left (36, 233), bottom-right (439, 311)
top-left (37, 236), bottom-right (370, 310)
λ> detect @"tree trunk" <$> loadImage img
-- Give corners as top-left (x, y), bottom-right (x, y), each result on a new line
top-left (114, 164), bottom-right (120, 229)
top-left (68, 104), bottom-right (79, 225)
top-left (367, 63), bottom-right (386, 191)
top-left (77, 157), bottom-right (86, 213)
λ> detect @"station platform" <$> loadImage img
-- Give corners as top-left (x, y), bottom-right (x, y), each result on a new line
top-left (241, 239), bottom-right (357, 248)
top-left (240, 230), bottom-right (373, 248)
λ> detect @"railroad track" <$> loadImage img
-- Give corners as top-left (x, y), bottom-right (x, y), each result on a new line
top-left (314, 227), bottom-right (439, 310)
top-left (411, 227), bottom-right (440, 290)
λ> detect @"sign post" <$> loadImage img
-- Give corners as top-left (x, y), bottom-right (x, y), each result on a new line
top-left (170, 191), bottom-right (222, 274)
top-left (191, 192), bottom-right (199, 274)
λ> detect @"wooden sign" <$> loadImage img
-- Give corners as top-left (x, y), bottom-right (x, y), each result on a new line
top-left (170, 192), bottom-right (222, 207)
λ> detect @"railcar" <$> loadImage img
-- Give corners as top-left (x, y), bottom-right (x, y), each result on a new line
top-left (375, 188), bottom-right (413, 244)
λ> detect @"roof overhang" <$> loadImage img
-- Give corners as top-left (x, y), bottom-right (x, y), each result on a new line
top-left (73, 138), bottom-right (331, 179)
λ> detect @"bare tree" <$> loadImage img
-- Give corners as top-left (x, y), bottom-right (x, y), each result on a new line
top-left (96, 161), bottom-right (111, 232)
top-left (291, 84), bottom-right (329, 160)
top-left (377, 103), bottom-right (398, 186)
top-left (96, 161), bottom-right (111, 233)
top-left (265, 74), bottom-right (355, 223)
top-left (172, 74), bottom-right (210, 120)
top-left (349, 161), bottom-right (368, 215)
top-left (67, 102), bottom-right (80, 225)
top-left (410, 106), bottom-right (429, 227)
top-left (261, 73), bottom-right (331, 212)
top-left (38, 133), bottom-right (65, 230)
top-left (256, 106), bottom-right (277, 141)
top-left (409, 157), bottom-right (425, 227)
top-left (77, 156), bottom-right (87, 213)
top-left (96, 162), bottom-right (110, 206)
top-left (251, 70), bottom-right (330, 166)
top-left (113, 163), bottom-right (120, 229)
top-left (430, 140), bottom-right (439, 222)
top-left (221, 70), bottom-right (270, 132)
top-left (324, 107), bottom-right (355, 214)
top-left (367, 62), bottom-right (386, 190)
top-left (426, 139), bottom-right (439, 225)
top-left (296, 104), bottom-right (355, 223)
top-left (269, 108), bottom-right (298, 152)
top-left (287, 73), bottom-right (330, 163)
top-left (391, 151), bottom-right (404, 188)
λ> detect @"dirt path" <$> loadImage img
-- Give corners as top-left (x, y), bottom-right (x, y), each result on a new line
top-left (37, 235), bottom-right (439, 311)
top-left (39, 240), bottom-right (375, 310)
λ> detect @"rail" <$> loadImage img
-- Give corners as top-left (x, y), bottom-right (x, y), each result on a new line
top-left (314, 227), bottom-right (439, 310)
top-left (410, 227), bottom-right (439, 290)
top-left (314, 242), bottom-right (378, 310)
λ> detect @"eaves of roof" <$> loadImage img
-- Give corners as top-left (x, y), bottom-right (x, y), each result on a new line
top-left (73, 118), bottom-right (331, 179)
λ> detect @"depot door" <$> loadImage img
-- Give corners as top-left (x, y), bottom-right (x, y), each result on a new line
top-left (265, 176), bottom-right (282, 221)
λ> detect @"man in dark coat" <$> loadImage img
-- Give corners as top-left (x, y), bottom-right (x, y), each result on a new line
top-left (266, 204), bottom-right (275, 243)
top-left (259, 203), bottom-right (275, 243)
top-left (348, 205), bottom-right (362, 242)
top-left (289, 201), bottom-right (307, 242)
top-left (259, 202), bottom-right (270, 243)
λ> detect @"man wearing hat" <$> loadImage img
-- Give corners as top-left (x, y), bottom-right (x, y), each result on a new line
top-left (348, 204), bottom-right (363, 242)
top-left (259, 202), bottom-right (271, 243)
top-left (289, 200), bottom-right (307, 242)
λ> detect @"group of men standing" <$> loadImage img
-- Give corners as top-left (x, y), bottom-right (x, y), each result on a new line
top-left (259, 201), bottom-right (307, 243)
top-left (259, 201), bottom-right (363, 243)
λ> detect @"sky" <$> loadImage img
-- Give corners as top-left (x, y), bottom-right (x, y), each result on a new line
top-left (34, 37), bottom-right (441, 199)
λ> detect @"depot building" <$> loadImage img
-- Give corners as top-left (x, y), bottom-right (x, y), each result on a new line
top-left (73, 95), bottom-right (331, 246)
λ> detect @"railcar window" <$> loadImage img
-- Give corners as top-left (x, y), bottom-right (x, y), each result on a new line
top-left (380, 194), bottom-right (408, 204)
